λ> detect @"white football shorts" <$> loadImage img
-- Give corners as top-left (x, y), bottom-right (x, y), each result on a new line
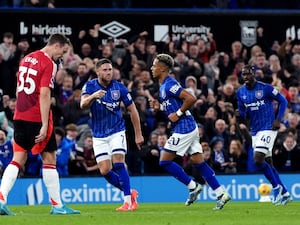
top-left (252, 130), bottom-right (278, 157)
top-left (93, 130), bottom-right (127, 163)
top-left (164, 127), bottom-right (203, 156)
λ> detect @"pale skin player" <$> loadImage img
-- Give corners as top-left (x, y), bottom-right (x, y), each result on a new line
top-left (80, 58), bottom-right (143, 211)
top-left (0, 34), bottom-right (80, 215)
top-left (14, 37), bottom-right (69, 180)
top-left (80, 61), bottom-right (144, 173)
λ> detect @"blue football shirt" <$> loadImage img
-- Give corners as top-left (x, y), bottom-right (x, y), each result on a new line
top-left (81, 79), bottom-right (133, 138)
top-left (236, 81), bottom-right (287, 135)
top-left (159, 76), bottom-right (196, 134)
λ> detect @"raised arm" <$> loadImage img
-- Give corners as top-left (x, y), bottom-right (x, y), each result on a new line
top-left (80, 90), bottom-right (107, 109)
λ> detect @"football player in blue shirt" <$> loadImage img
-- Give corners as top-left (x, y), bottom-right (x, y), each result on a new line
top-left (236, 64), bottom-right (292, 205)
top-left (150, 53), bottom-right (231, 210)
top-left (80, 58), bottom-right (144, 211)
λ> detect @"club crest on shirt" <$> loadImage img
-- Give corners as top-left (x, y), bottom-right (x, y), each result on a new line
top-left (255, 90), bottom-right (263, 99)
top-left (111, 90), bottom-right (120, 100)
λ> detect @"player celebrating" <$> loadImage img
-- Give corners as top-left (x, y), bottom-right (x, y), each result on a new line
top-left (80, 58), bottom-right (144, 211)
top-left (236, 64), bottom-right (292, 205)
top-left (0, 33), bottom-right (80, 215)
top-left (149, 53), bottom-right (231, 210)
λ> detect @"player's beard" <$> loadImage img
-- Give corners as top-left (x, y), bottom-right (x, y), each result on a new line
top-left (101, 75), bottom-right (112, 86)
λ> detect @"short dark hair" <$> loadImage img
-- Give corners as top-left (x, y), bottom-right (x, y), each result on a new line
top-left (242, 64), bottom-right (255, 75)
top-left (95, 58), bottom-right (112, 69)
top-left (47, 33), bottom-right (70, 47)
top-left (54, 127), bottom-right (65, 137)
top-left (0, 128), bottom-right (7, 136)
top-left (156, 53), bottom-right (174, 69)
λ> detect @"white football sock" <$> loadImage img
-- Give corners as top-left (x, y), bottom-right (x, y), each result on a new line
top-left (42, 167), bottom-right (63, 208)
top-left (187, 180), bottom-right (197, 189)
top-left (0, 164), bottom-right (19, 204)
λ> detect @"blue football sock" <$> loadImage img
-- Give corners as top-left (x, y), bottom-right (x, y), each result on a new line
top-left (103, 170), bottom-right (122, 190)
top-left (160, 160), bottom-right (192, 185)
top-left (113, 162), bottom-right (131, 196)
top-left (195, 162), bottom-right (220, 190)
top-left (271, 166), bottom-right (287, 193)
top-left (255, 162), bottom-right (279, 188)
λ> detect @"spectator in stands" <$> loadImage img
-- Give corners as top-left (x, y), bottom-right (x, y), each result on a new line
top-left (218, 51), bottom-right (232, 84)
top-left (231, 58), bottom-right (245, 83)
top-left (55, 72), bottom-right (74, 106)
top-left (290, 53), bottom-right (300, 78)
top-left (80, 135), bottom-right (99, 175)
top-left (271, 70), bottom-right (292, 103)
top-left (210, 136), bottom-right (229, 173)
top-left (73, 62), bottom-right (91, 90)
top-left (53, 73), bottom-right (74, 125)
top-left (131, 79), bottom-right (154, 102)
top-left (139, 132), bottom-right (166, 175)
top-left (0, 90), bottom-right (6, 110)
top-left (74, 24), bottom-right (101, 59)
top-left (212, 119), bottom-right (231, 153)
top-left (217, 82), bottom-right (238, 110)
top-left (62, 42), bottom-right (82, 71)
top-left (227, 138), bottom-right (248, 173)
top-left (23, 151), bottom-right (42, 177)
top-left (0, 111), bottom-right (13, 141)
top-left (78, 42), bottom-right (100, 60)
top-left (197, 33), bottom-right (217, 64)
top-left (284, 40), bottom-right (300, 67)
top-left (172, 50), bottom-right (190, 86)
top-left (0, 32), bottom-right (17, 97)
top-left (225, 74), bottom-right (241, 91)
top-left (177, 47), bottom-right (204, 88)
top-left (196, 105), bottom-right (217, 140)
top-left (253, 52), bottom-right (273, 84)
top-left (228, 40), bottom-right (247, 73)
top-left (248, 45), bottom-right (262, 65)
top-left (54, 127), bottom-right (70, 177)
top-left (286, 112), bottom-right (300, 143)
top-left (278, 64), bottom-right (299, 90)
top-left (185, 75), bottom-right (202, 98)
top-left (3, 97), bottom-right (16, 127)
top-left (203, 52), bottom-right (220, 90)
top-left (129, 31), bottom-right (148, 62)
top-left (141, 69), bottom-right (158, 97)
top-left (62, 123), bottom-right (85, 175)
top-left (61, 89), bottom-right (90, 126)
top-left (108, 38), bottom-right (132, 77)
top-left (12, 38), bottom-right (32, 73)
top-left (134, 95), bottom-right (155, 139)
top-left (288, 84), bottom-right (300, 113)
top-left (128, 60), bottom-right (147, 83)
top-left (273, 133), bottom-right (300, 172)
top-left (0, 129), bottom-right (13, 177)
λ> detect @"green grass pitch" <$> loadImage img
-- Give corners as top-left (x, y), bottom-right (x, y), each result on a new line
top-left (1, 202), bottom-right (299, 225)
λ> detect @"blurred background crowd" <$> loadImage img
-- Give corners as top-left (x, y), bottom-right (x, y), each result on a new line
top-left (0, 0), bottom-right (300, 9)
top-left (0, 2), bottom-right (300, 179)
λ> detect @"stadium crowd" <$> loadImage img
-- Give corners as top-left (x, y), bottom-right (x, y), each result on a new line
top-left (1, 0), bottom-right (300, 9)
top-left (0, 20), bottom-right (300, 178)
